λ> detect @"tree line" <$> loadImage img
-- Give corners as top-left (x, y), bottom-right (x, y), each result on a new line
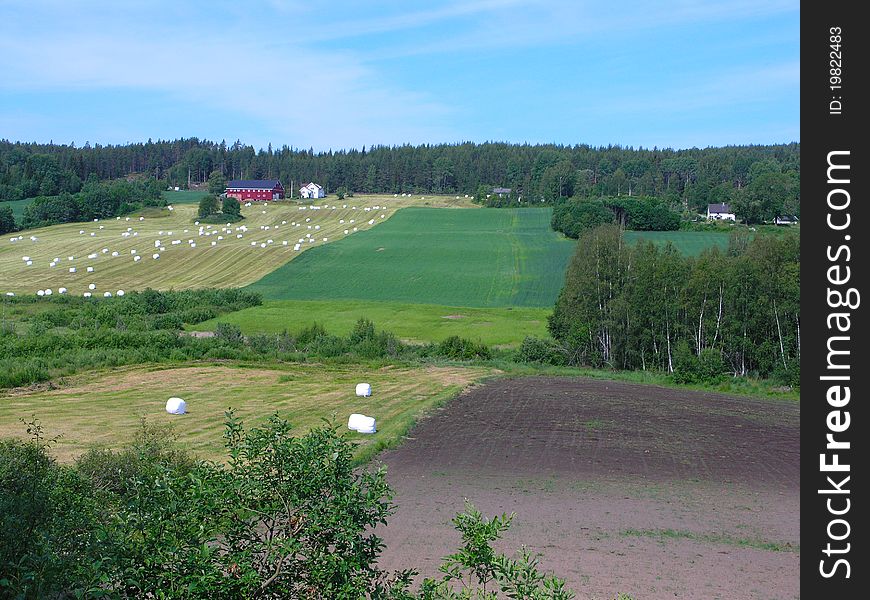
top-left (2, 138), bottom-right (798, 217)
top-left (12, 176), bottom-right (164, 231)
top-left (543, 225), bottom-right (799, 384)
top-left (550, 196), bottom-right (680, 238)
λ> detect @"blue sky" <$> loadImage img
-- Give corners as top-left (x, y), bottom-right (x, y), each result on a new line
top-left (0, 0), bottom-right (799, 151)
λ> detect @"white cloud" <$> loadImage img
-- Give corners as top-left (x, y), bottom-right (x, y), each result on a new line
top-left (0, 7), bottom-right (456, 149)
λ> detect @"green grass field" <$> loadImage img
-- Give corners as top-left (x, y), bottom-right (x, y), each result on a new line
top-left (248, 207), bottom-right (575, 307)
top-left (0, 362), bottom-right (492, 463)
top-left (1, 195), bottom-right (465, 296)
top-left (161, 189), bottom-right (210, 204)
top-left (189, 299), bottom-right (552, 346)
top-left (623, 230), bottom-right (731, 256)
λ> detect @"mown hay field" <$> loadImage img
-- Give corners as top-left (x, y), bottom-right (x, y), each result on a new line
top-left (248, 207), bottom-right (575, 307)
top-left (189, 299), bottom-right (552, 346)
top-left (1, 194), bottom-right (470, 296)
top-left (0, 362), bottom-right (493, 463)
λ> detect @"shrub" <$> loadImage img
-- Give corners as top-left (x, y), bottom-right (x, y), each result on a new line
top-left (437, 336), bottom-right (492, 361)
top-left (215, 322), bottom-right (244, 345)
top-left (517, 336), bottom-right (566, 365)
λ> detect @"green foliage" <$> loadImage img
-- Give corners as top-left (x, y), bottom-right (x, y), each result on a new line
top-left (437, 336), bottom-right (492, 361)
top-left (517, 336), bottom-right (566, 366)
top-left (549, 225), bottom-right (799, 381)
top-left (336, 186), bottom-right (347, 200)
top-left (420, 502), bottom-right (574, 599)
top-left (222, 195), bottom-right (242, 218)
top-left (0, 204), bottom-right (16, 234)
top-left (20, 177), bottom-right (163, 228)
top-left (551, 196), bottom-right (679, 239)
top-left (198, 194), bottom-right (220, 218)
top-left (0, 419), bottom-right (103, 599)
top-left (207, 170), bottom-right (227, 195)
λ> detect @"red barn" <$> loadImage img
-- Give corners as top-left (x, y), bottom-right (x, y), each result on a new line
top-left (225, 179), bottom-right (285, 201)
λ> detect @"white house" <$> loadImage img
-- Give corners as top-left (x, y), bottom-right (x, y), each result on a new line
top-left (299, 182), bottom-right (325, 199)
top-left (774, 215), bottom-right (799, 225)
top-left (707, 203), bottom-right (736, 221)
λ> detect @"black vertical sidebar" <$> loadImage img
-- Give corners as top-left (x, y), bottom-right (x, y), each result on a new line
top-left (802, 2), bottom-right (867, 596)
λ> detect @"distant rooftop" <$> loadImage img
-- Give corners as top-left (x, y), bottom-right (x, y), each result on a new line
top-left (227, 179), bottom-right (282, 189)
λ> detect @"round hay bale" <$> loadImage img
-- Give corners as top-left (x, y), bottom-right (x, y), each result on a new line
top-left (355, 383), bottom-right (372, 397)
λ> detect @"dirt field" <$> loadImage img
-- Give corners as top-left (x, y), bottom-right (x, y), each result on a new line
top-left (374, 377), bottom-right (800, 599)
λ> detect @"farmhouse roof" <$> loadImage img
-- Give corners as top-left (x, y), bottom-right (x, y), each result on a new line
top-left (493, 187), bottom-right (512, 194)
top-left (301, 182), bottom-right (323, 189)
top-left (227, 179), bottom-right (283, 189)
top-left (707, 203), bottom-right (732, 213)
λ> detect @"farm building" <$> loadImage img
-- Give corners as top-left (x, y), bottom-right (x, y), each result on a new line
top-left (492, 187), bottom-right (512, 198)
top-left (225, 179), bottom-right (285, 201)
top-left (774, 215), bottom-right (799, 225)
top-left (706, 203), bottom-right (735, 221)
top-left (299, 182), bottom-right (325, 199)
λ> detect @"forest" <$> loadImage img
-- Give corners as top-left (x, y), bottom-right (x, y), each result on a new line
top-left (545, 225), bottom-right (799, 384)
top-left (1, 138), bottom-right (799, 218)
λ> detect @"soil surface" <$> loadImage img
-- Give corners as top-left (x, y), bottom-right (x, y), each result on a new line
top-left (374, 377), bottom-right (800, 599)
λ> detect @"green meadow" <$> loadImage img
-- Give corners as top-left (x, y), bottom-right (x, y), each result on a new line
top-left (189, 299), bottom-right (552, 346)
top-left (248, 207), bottom-right (575, 307)
top-left (623, 230), bottom-right (731, 256)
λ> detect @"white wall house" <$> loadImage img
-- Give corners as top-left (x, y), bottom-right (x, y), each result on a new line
top-left (299, 182), bottom-right (325, 199)
top-left (707, 203), bottom-right (736, 221)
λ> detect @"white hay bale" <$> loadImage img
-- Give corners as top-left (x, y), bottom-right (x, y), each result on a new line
top-left (83, 292), bottom-right (92, 298)
top-left (152, 253), bottom-right (160, 259)
top-left (355, 383), bottom-right (372, 397)
top-left (165, 396), bottom-right (187, 415)
top-left (5, 292), bottom-right (14, 297)
top-left (103, 291), bottom-right (112, 298)
top-left (159, 247), bottom-right (165, 251)
top-left (282, 240), bottom-right (288, 245)
top-left (139, 216), bottom-right (144, 220)
top-left (368, 219), bottom-right (374, 225)
top-left (86, 266), bottom-right (94, 273)
top-left (58, 287), bottom-right (67, 294)
top-left (190, 243), bottom-right (196, 248)
top-left (237, 234), bottom-right (244, 239)
top-left (116, 290), bottom-right (124, 296)
top-left (69, 267), bottom-right (77, 273)
top-left (22, 256), bottom-right (30, 261)
top-left (112, 251), bottom-right (119, 257)
top-left (25, 260), bottom-right (33, 266)
top-left (353, 227), bottom-right (358, 231)
top-left (44, 288), bottom-right (52, 296)
top-left (131, 249), bottom-right (137, 254)
top-left (88, 283), bottom-right (96, 290)
top-left (347, 414), bottom-right (376, 434)
top-left (68, 256), bottom-right (74, 261)
top-left (194, 221), bottom-right (199, 225)
top-left (293, 244), bottom-right (301, 251)
top-left (134, 256), bottom-right (142, 262)
top-left (36, 290), bottom-right (45, 296)
top-left (344, 229), bottom-right (349, 234)
top-left (260, 243), bottom-right (266, 248)
top-left (90, 232), bottom-right (96, 236)
top-left (211, 241), bottom-right (217, 246)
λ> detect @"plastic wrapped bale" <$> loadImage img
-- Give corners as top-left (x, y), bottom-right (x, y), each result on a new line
top-left (165, 397), bottom-right (187, 415)
top-left (355, 383), bottom-right (372, 397)
top-left (347, 414), bottom-right (376, 433)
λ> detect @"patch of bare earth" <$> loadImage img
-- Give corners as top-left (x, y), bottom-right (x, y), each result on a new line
top-left (373, 377), bottom-right (799, 600)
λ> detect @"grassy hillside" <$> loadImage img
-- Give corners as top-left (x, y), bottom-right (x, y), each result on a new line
top-left (161, 189), bottom-right (209, 204)
top-left (1, 195), bottom-right (469, 296)
top-left (189, 299), bottom-right (552, 346)
top-left (248, 207), bottom-right (575, 307)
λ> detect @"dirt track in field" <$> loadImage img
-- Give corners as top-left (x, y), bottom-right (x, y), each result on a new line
top-left (374, 377), bottom-right (800, 600)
